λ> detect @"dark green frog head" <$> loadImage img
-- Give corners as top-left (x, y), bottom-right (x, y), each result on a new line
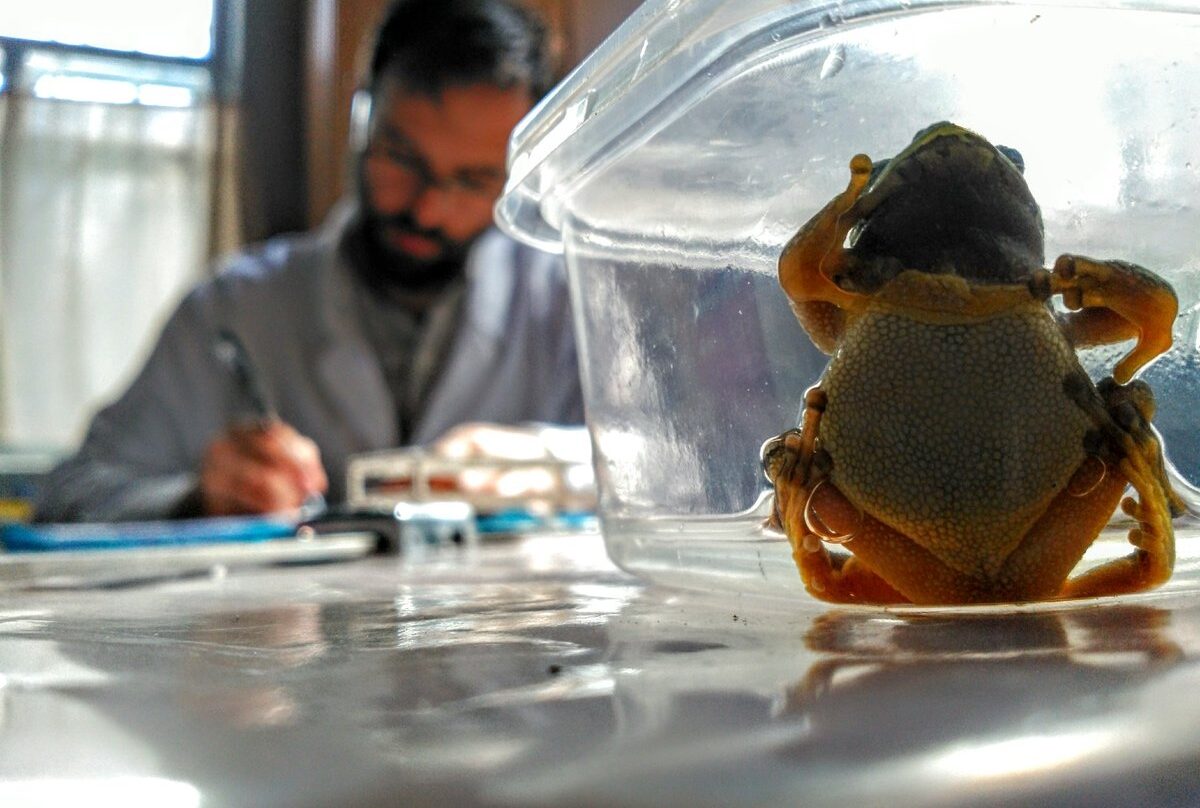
top-left (841, 122), bottom-right (1044, 293)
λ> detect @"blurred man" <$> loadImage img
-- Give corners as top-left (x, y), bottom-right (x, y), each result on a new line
top-left (36, 0), bottom-right (582, 521)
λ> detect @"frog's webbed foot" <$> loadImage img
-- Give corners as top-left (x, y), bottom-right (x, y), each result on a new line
top-left (762, 387), bottom-right (827, 534)
top-left (763, 387), bottom-right (907, 604)
top-left (1058, 376), bottom-right (1182, 599)
top-left (1042, 255), bottom-right (1178, 384)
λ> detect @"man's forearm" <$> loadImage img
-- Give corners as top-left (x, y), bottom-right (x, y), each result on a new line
top-left (34, 460), bottom-right (199, 523)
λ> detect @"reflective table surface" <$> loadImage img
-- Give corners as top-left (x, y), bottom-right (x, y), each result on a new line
top-left (1, 532), bottom-right (1198, 807)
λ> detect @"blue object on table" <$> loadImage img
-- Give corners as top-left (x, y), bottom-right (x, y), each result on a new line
top-left (476, 508), bottom-right (545, 535)
top-left (0, 515), bottom-right (297, 552)
top-left (475, 508), bottom-right (598, 535)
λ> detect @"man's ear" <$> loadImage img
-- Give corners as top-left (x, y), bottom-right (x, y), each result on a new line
top-left (349, 87), bottom-right (373, 157)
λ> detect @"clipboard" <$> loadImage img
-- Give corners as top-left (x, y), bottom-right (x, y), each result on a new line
top-left (0, 514), bottom-right (297, 552)
top-left (0, 516), bottom-right (377, 590)
top-left (0, 532), bottom-right (377, 590)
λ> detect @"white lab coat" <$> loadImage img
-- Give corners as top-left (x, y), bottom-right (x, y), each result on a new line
top-left (35, 214), bottom-right (583, 521)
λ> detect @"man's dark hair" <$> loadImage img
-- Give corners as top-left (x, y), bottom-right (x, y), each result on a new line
top-left (368, 0), bottom-right (554, 100)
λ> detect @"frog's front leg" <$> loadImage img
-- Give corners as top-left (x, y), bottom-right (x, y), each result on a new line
top-left (1041, 255), bottom-right (1178, 383)
top-left (763, 388), bottom-right (906, 603)
top-left (778, 155), bottom-right (874, 352)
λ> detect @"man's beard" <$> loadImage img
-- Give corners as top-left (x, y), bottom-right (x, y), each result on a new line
top-left (350, 209), bottom-right (474, 300)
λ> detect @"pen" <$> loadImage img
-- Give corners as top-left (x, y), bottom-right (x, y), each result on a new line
top-left (213, 329), bottom-right (327, 515)
top-left (214, 328), bottom-right (275, 427)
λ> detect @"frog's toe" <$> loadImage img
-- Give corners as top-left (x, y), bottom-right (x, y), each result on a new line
top-left (1099, 377), bottom-right (1156, 423)
top-left (760, 429), bottom-right (800, 484)
top-left (1098, 378), bottom-right (1186, 518)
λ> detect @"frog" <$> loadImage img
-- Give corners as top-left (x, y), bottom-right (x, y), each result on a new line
top-left (761, 121), bottom-right (1185, 605)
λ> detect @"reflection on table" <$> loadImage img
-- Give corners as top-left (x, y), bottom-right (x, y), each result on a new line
top-left (0, 533), bottom-right (1197, 807)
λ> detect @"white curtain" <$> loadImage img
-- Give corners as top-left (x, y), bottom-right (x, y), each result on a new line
top-left (0, 92), bottom-right (226, 449)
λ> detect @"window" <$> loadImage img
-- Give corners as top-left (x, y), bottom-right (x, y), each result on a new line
top-left (0, 1), bottom-right (233, 450)
top-left (0, 1), bottom-right (215, 59)
top-left (22, 50), bottom-right (211, 107)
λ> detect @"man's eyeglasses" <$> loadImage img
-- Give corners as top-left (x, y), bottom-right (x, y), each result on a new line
top-left (367, 144), bottom-right (507, 202)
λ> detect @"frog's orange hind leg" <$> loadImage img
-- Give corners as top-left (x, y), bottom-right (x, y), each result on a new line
top-left (795, 482), bottom-right (1014, 604)
top-left (765, 388), bottom-right (906, 604)
top-left (778, 155), bottom-right (873, 352)
top-left (763, 386), bottom-right (897, 602)
top-left (1058, 377), bottom-right (1184, 598)
top-left (776, 463), bottom-right (1096, 605)
top-left (766, 389), bottom-right (983, 604)
top-left (767, 387), bottom-right (1056, 605)
top-left (987, 457), bottom-right (1130, 601)
top-left (1045, 255), bottom-right (1177, 383)
top-left (831, 374), bottom-right (1182, 603)
top-left (794, 545), bottom-right (908, 605)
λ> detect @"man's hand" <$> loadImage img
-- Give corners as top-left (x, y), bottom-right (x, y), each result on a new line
top-left (428, 422), bottom-right (594, 508)
top-left (432, 422), bottom-right (590, 463)
top-left (200, 421), bottom-right (328, 515)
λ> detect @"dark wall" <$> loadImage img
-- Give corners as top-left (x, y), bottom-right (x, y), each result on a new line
top-left (238, 1), bottom-right (309, 242)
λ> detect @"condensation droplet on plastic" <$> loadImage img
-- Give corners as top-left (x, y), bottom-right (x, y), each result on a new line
top-left (804, 482), bottom-right (860, 544)
top-left (820, 45), bottom-right (846, 80)
top-left (818, 12), bottom-right (843, 29)
top-left (1067, 456), bottom-right (1107, 497)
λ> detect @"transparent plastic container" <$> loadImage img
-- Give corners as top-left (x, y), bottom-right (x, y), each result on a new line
top-left (497, 0), bottom-right (1200, 597)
